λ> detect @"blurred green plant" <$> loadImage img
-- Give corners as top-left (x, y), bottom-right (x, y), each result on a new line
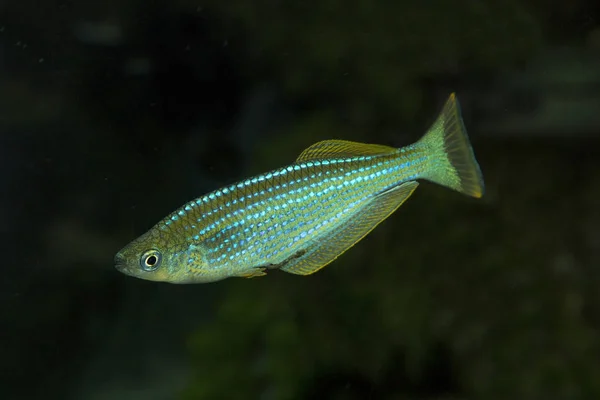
top-left (183, 142), bottom-right (600, 399)
top-left (177, 1), bottom-right (600, 398)
top-left (181, 0), bottom-right (541, 129)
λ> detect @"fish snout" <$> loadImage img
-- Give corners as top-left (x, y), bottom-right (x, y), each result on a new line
top-left (114, 252), bottom-right (127, 270)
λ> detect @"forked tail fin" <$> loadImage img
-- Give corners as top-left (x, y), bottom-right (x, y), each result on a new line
top-left (417, 93), bottom-right (485, 198)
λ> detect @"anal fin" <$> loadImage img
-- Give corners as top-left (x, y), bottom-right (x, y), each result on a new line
top-left (280, 181), bottom-right (419, 275)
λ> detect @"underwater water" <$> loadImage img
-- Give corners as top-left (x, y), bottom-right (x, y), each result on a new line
top-left (2, 1), bottom-right (600, 399)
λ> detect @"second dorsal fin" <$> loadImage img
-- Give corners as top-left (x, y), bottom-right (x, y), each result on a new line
top-left (296, 139), bottom-right (397, 162)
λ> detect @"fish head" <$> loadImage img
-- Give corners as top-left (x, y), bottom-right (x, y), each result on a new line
top-left (114, 227), bottom-right (213, 284)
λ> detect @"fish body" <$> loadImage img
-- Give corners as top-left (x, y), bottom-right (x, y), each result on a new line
top-left (114, 93), bottom-right (484, 283)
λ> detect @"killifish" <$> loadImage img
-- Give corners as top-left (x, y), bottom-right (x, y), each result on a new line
top-left (114, 93), bottom-right (484, 283)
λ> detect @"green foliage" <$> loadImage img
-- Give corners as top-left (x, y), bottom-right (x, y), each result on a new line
top-left (190, 0), bottom-right (541, 126)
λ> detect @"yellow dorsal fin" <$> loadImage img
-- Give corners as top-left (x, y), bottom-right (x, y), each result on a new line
top-left (296, 139), bottom-right (397, 162)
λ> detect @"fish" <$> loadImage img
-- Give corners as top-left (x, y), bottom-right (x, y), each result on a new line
top-left (114, 93), bottom-right (484, 284)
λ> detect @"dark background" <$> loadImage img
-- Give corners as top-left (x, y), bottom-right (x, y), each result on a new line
top-left (1, 1), bottom-right (600, 399)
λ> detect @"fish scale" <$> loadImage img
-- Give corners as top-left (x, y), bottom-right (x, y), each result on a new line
top-left (114, 93), bottom-right (485, 284)
top-left (160, 145), bottom-right (427, 274)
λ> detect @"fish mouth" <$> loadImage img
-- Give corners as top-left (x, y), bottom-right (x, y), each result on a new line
top-left (114, 253), bottom-right (129, 272)
top-left (114, 262), bottom-right (137, 278)
top-left (114, 262), bottom-right (128, 273)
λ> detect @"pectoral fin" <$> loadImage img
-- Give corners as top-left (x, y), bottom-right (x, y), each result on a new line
top-left (280, 181), bottom-right (419, 275)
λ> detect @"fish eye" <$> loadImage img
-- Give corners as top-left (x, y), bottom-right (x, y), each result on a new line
top-left (140, 250), bottom-right (162, 271)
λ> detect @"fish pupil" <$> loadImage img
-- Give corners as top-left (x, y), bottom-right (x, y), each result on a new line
top-left (146, 255), bottom-right (157, 266)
